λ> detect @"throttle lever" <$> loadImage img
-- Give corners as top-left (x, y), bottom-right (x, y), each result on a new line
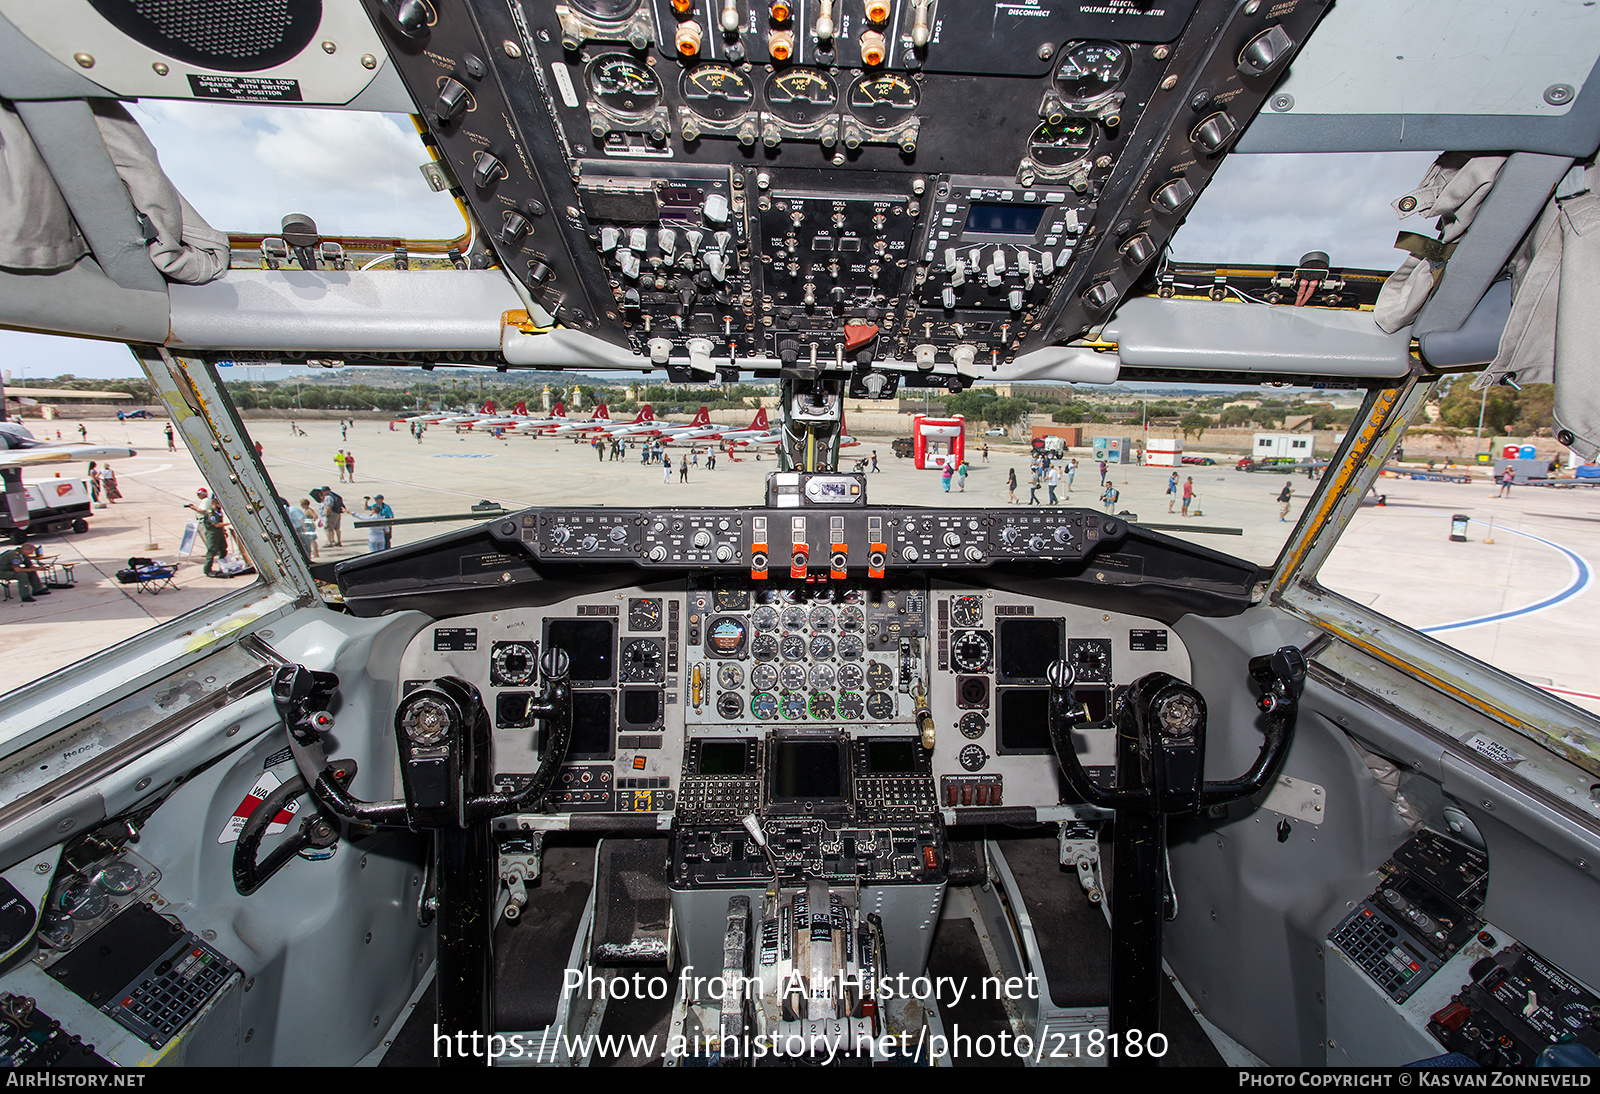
top-left (272, 665), bottom-right (339, 744)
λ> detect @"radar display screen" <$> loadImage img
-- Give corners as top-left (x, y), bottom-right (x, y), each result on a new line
top-left (997, 688), bottom-right (1052, 754)
top-left (769, 739), bottom-right (846, 801)
top-left (997, 618), bottom-right (1063, 683)
top-left (568, 691), bottom-right (615, 760)
top-left (546, 619), bottom-right (616, 685)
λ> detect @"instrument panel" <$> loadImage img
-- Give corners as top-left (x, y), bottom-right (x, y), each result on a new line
top-left (363, 0), bottom-right (1331, 367)
top-left (394, 571), bottom-right (1192, 825)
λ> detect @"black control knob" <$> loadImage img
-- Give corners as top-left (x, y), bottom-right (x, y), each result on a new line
top-left (472, 151), bottom-right (506, 189)
top-left (500, 210), bottom-right (531, 245)
top-left (1238, 25), bottom-right (1295, 78)
top-left (1192, 111), bottom-right (1238, 154)
top-left (677, 279), bottom-right (696, 309)
top-left (381, 0), bottom-right (432, 39)
top-left (1120, 234), bottom-right (1154, 266)
top-left (1151, 177), bottom-right (1195, 214)
top-left (526, 260), bottom-right (552, 285)
top-left (436, 77), bottom-right (470, 123)
top-left (1083, 281), bottom-right (1119, 311)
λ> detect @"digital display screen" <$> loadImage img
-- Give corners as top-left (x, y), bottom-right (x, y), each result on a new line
top-left (769, 740), bottom-right (844, 800)
top-left (997, 689), bottom-right (1052, 754)
top-left (546, 619), bottom-right (615, 684)
top-left (963, 202), bottom-right (1047, 237)
top-left (997, 618), bottom-right (1063, 682)
top-left (866, 740), bottom-right (917, 774)
top-left (621, 688), bottom-right (662, 728)
top-left (568, 691), bottom-right (614, 760)
top-left (698, 741), bottom-right (749, 776)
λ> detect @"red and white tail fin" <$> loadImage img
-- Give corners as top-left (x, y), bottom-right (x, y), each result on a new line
top-left (513, 401), bottom-right (527, 416)
top-left (551, 401), bottom-right (566, 418)
top-left (481, 400), bottom-right (495, 414)
top-left (689, 406), bottom-right (711, 428)
top-left (636, 404), bottom-right (655, 422)
top-left (749, 407), bottom-right (769, 431)
top-left (592, 403), bottom-right (610, 420)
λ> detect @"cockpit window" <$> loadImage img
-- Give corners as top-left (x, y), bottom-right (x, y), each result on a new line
top-left (130, 102), bottom-right (467, 241)
top-left (1314, 373), bottom-right (1599, 720)
top-left (1168, 151), bottom-right (1443, 270)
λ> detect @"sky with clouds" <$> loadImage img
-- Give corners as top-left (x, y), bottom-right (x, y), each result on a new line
top-left (2, 104), bottom-right (1440, 381)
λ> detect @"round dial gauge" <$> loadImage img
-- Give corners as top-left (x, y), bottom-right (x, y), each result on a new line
top-left (1054, 40), bottom-right (1128, 102)
top-left (717, 662), bottom-right (745, 690)
top-left (713, 586), bottom-right (750, 612)
top-left (950, 595), bottom-right (984, 628)
top-left (750, 663), bottom-right (779, 691)
top-left (809, 634), bottom-right (835, 661)
top-left (808, 692), bottom-right (836, 720)
top-left (621, 639), bottom-right (664, 682)
top-left (93, 863), bottom-right (143, 895)
top-left (585, 53), bottom-right (662, 115)
top-left (779, 664), bottom-right (808, 691)
top-left (751, 692), bottom-right (779, 720)
top-left (846, 72), bottom-right (920, 128)
top-left (1070, 640), bottom-right (1111, 681)
top-left (837, 662), bottom-right (865, 691)
top-left (838, 605), bottom-right (865, 631)
top-left (959, 743), bottom-right (989, 771)
top-left (1028, 118), bottom-right (1096, 168)
top-left (60, 883), bottom-right (108, 921)
top-left (781, 607), bottom-right (808, 631)
top-left (780, 634), bottom-right (808, 662)
top-left (681, 63), bottom-right (755, 121)
top-left (39, 913), bottom-right (73, 949)
top-left (808, 663), bottom-right (835, 690)
top-left (491, 642), bottom-right (537, 687)
top-left (951, 631), bottom-right (994, 673)
top-left (865, 691), bottom-right (896, 720)
top-left (780, 692), bottom-right (808, 720)
top-left (809, 605), bottom-right (835, 631)
top-left (959, 711), bottom-right (988, 739)
top-left (837, 692), bottom-right (865, 719)
top-left (752, 605), bottom-right (780, 631)
top-left (764, 68), bottom-right (838, 125)
top-left (628, 597), bottom-right (662, 630)
top-left (865, 661), bottom-right (893, 691)
top-left (717, 691), bottom-right (745, 718)
top-left (751, 634), bottom-right (779, 661)
top-left (706, 616), bottom-right (747, 657)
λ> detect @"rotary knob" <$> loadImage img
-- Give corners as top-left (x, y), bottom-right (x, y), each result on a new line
top-left (647, 545), bottom-right (668, 562)
top-left (964, 546), bottom-right (984, 562)
top-left (943, 532), bottom-right (961, 548)
top-left (551, 527), bottom-right (572, 545)
top-left (693, 530), bottom-right (712, 548)
top-left (999, 527), bottom-right (1019, 546)
top-left (902, 545), bottom-right (921, 562)
top-left (609, 527), bottom-right (628, 543)
top-left (1028, 534), bottom-right (1047, 553)
top-left (580, 535), bottom-right (599, 551)
top-left (715, 544), bottom-right (734, 562)
top-left (1053, 527), bottom-right (1074, 544)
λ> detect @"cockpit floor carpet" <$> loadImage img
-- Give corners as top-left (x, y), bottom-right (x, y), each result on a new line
top-left (928, 916), bottom-right (1023, 1067)
top-left (494, 843), bottom-right (597, 1031)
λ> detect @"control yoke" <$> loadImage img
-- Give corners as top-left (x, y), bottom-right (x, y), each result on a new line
top-left (1046, 645), bottom-right (1306, 814)
top-left (273, 648), bottom-right (573, 829)
top-left (1044, 645), bottom-right (1306, 1063)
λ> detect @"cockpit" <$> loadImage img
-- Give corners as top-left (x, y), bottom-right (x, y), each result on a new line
top-left (0, 0), bottom-right (1598, 1070)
